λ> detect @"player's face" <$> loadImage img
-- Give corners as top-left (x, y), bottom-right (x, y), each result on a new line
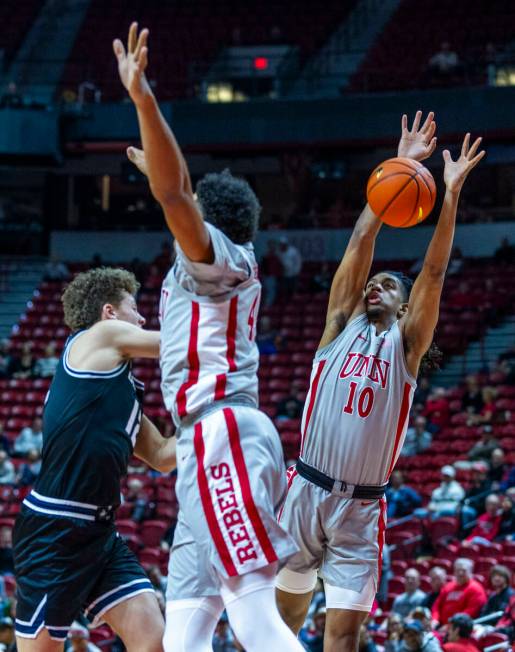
top-left (364, 273), bottom-right (406, 319)
top-left (114, 292), bottom-right (146, 328)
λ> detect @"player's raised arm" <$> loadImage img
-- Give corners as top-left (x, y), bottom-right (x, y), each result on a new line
top-left (113, 23), bottom-right (213, 263)
top-left (320, 111), bottom-right (437, 349)
top-left (401, 133), bottom-right (485, 377)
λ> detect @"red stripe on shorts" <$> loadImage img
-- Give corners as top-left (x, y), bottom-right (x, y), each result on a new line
top-left (176, 301), bottom-right (200, 417)
top-left (386, 382), bottom-right (412, 480)
top-left (214, 373), bottom-right (227, 400)
top-left (277, 465), bottom-right (297, 523)
top-left (300, 360), bottom-right (326, 456)
top-left (193, 421), bottom-right (237, 577)
top-left (376, 498), bottom-right (387, 586)
top-left (223, 407), bottom-right (278, 564)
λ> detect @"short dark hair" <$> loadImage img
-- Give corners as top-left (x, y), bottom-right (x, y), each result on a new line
top-left (490, 564), bottom-right (511, 586)
top-left (62, 267), bottom-right (140, 331)
top-left (449, 613), bottom-right (473, 638)
top-left (195, 169), bottom-right (261, 244)
top-left (381, 270), bottom-right (414, 302)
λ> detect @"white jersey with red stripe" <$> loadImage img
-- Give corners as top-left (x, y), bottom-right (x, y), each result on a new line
top-left (300, 312), bottom-right (416, 486)
top-left (159, 223), bottom-right (261, 426)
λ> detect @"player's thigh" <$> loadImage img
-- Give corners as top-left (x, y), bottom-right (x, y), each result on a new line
top-left (103, 591), bottom-right (164, 652)
top-left (276, 586), bottom-right (314, 634)
top-left (16, 629), bottom-right (64, 652)
top-left (324, 607), bottom-right (368, 652)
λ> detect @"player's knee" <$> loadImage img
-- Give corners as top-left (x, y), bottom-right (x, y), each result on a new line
top-left (324, 629), bottom-right (360, 652)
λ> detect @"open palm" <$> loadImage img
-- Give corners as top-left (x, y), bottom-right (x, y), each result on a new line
top-left (113, 22), bottom-right (152, 105)
top-left (397, 110), bottom-right (437, 162)
top-left (443, 133), bottom-right (485, 194)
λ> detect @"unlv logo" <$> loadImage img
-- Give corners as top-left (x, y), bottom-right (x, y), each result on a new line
top-left (339, 352), bottom-right (390, 389)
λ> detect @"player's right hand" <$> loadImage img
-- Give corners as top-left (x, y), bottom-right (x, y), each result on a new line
top-left (127, 146), bottom-right (148, 177)
top-left (113, 22), bottom-right (152, 106)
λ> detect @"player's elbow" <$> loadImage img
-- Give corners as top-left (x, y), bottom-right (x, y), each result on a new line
top-left (150, 182), bottom-right (187, 207)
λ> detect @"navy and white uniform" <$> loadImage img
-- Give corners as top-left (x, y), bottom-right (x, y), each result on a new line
top-left (13, 331), bottom-right (153, 641)
top-left (276, 313), bottom-right (416, 610)
top-left (160, 223), bottom-right (297, 600)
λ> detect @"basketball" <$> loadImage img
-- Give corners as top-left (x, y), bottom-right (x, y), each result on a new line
top-left (366, 157), bottom-right (436, 227)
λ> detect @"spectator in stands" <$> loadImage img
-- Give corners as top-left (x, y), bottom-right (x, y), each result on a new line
top-left (358, 625), bottom-right (378, 652)
top-left (17, 448), bottom-right (42, 486)
top-left (424, 388), bottom-right (450, 430)
top-left (0, 616), bottom-right (15, 652)
top-left (468, 387), bottom-right (498, 426)
top-left (488, 448), bottom-right (507, 489)
top-left (500, 467), bottom-right (515, 492)
top-left (413, 377), bottom-right (431, 409)
top-left (495, 594), bottom-right (515, 642)
top-left (422, 567), bottom-right (448, 610)
top-left (0, 451), bottom-right (15, 485)
top-left (462, 376), bottom-right (484, 414)
top-left (481, 565), bottom-right (513, 618)
top-left (393, 569), bottom-right (427, 618)
top-left (0, 423), bottom-right (10, 454)
top-left (33, 341), bottom-right (59, 378)
top-left (9, 342), bottom-right (35, 379)
top-left (13, 417), bottom-right (43, 456)
top-left (124, 477), bottom-right (150, 523)
top-left (278, 237), bottom-right (302, 298)
top-left (494, 237), bottom-right (515, 265)
top-left (256, 315), bottom-right (283, 354)
top-left (393, 619), bottom-right (442, 652)
top-left (432, 558), bottom-right (487, 625)
top-left (401, 416), bottom-right (433, 457)
top-left (311, 262), bottom-right (332, 293)
top-left (261, 239), bottom-right (283, 306)
top-left (0, 526), bottom-right (14, 575)
top-left (300, 604), bottom-right (326, 652)
top-left (67, 622), bottom-right (102, 651)
top-left (427, 42), bottom-right (461, 84)
top-left (499, 493), bottom-right (515, 539)
top-left (0, 340), bottom-right (12, 379)
top-left (428, 466), bottom-right (465, 518)
top-left (464, 493), bottom-right (502, 546)
top-left (43, 257), bottom-right (69, 281)
top-left (408, 606), bottom-right (433, 632)
top-left (377, 543), bottom-right (391, 605)
top-left (462, 461), bottom-right (491, 527)
top-left (384, 614), bottom-right (403, 650)
top-left (442, 613), bottom-right (477, 652)
top-left (385, 471), bottom-right (422, 518)
top-left (213, 612), bottom-right (238, 652)
top-left (467, 425), bottom-right (499, 463)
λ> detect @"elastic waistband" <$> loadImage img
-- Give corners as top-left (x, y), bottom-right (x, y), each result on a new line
top-left (23, 490), bottom-right (116, 522)
top-left (296, 459), bottom-right (386, 500)
top-left (177, 397), bottom-right (256, 430)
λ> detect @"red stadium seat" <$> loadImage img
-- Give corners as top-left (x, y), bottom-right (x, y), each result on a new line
top-left (140, 520), bottom-right (168, 547)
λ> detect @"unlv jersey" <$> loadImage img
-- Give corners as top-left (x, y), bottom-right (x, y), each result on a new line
top-left (160, 223), bottom-right (261, 427)
top-left (300, 313), bottom-right (416, 486)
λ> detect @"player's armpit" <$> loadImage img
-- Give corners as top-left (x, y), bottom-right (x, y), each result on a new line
top-left (134, 414), bottom-right (176, 473)
top-left (95, 320), bottom-right (160, 359)
top-left (160, 192), bottom-right (214, 263)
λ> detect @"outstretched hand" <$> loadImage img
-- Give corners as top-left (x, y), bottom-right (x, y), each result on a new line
top-left (443, 133), bottom-right (485, 194)
top-left (113, 22), bottom-right (152, 105)
top-left (397, 110), bottom-right (437, 162)
top-left (127, 146), bottom-right (148, 177)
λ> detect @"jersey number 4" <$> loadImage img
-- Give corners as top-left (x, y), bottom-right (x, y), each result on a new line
top-left (343, 382), bottom-right (374, 418)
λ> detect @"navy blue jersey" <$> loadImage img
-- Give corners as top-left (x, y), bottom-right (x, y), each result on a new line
top-left (34, 331), bottom-right (144, 507)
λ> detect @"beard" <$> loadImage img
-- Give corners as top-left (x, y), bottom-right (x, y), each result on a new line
top-left (365, 304), bottom-right (384, 320)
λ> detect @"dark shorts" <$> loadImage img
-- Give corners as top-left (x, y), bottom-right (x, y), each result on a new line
top-left (13, 507), bottom-right (154, 641)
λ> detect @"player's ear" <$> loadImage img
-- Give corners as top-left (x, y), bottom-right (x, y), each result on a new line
top-left (101, 303), bottom-right (118, 320)
top-left (398, 302), bottom-right (409, 318)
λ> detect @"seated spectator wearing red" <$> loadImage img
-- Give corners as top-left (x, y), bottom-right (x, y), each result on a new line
top-left (464, 493), bottom-right (502, 546)
top-left (481, 565), bottom-right (513, 618)
top-left (432, 558), bottom-right (487, 625)
top-left (442, 613), bottom-right (478, 652)
top-left (422, 567), bottom-right (448, 610)
top-left (424, 388), bottom-right (450, 430)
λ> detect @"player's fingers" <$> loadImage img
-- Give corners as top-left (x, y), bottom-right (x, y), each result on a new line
top-left (427, 136), bottom-right (437, 155)
top-left (411, 110), bottom-right (422, 133)
top-left (424, 120), bottom-right (436, 143)
top-left (467, 136), bottom-right (482, 159)
top-left (113, 39), bottom-right (126, 60)
top-left (127, 146), bottom-right (137, 161)
top-left (128, 21), bottom-right (138, 53)
top-left (469, 150), bottom-right (486, 168)
top-left (401, 114), bottom-right (408, 132)
top-left (138, 46), bottom-right (148, 71)
top-left (442, 149), bottom-right (452, 164)
top-left (134, 28), bottom-right (149, 60)
top-left (421, 111), bottom-right (435, 133)
top-left (461, 132), bottom-right (470, 157)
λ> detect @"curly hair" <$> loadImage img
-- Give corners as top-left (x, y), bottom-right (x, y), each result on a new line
top-left (195, 169), bottom-right (261, 244)
top-left (61, 267), bottom-right (140, 332)
top-left (382, 270), bottom-right (443, 375)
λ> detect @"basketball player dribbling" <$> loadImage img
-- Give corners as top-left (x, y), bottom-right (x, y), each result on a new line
top-left (275, 113), bottom-right (485, 651)
top-left (114, 23), bottom-right (304, 652)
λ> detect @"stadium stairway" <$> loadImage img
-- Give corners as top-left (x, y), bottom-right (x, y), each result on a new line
top-left (436, 314), bottom-right (515, 388)
top-left (288, 0), bottom-right (401, 97)
top-left (0, 258), bottom-right (46, 339)
top-left (5, 0), bottom-right (91, 104)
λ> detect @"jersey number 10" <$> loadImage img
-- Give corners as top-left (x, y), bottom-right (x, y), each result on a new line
top-left (343, 382), bottom-right (374, 418)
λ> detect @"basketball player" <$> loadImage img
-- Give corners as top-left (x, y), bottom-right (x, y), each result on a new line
top-left (275, 115), bottom-right (485, 652)
top-left (13, 268), bottom-right (176, 652)
top-left (114, 23), bottom-right (303, 652)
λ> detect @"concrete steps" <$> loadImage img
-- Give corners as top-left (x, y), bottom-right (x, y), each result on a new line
top-left (0, 258), bottom-right (46, 338)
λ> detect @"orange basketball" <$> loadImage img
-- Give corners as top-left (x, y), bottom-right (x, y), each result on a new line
top-left (366, 157), bottom-right (436, 228)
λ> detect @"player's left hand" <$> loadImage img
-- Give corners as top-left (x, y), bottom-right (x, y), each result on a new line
top-left (113, 22), bottom-right (152, 106)
top-left (443, 133), bottom-right (485, 194)
top-left (127, 146), bottom-right (148, 177)
top-left (397, 110), bottom-right (437, 162)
